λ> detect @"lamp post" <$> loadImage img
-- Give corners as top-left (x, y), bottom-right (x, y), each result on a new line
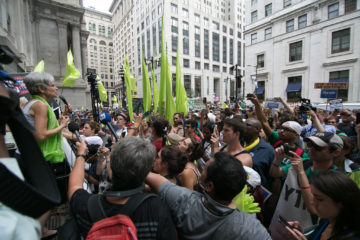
top-left (230, 64), bottom-right (242, 103)
top-left (118, 66), bottom-right (125, 108)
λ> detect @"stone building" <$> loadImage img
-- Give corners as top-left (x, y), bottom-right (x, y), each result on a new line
top-left (83, 7), bottom-right (115, 105)
top-left (110, 0), bottom-right (246, 104)
top-left (0, 0), bottom-right (90, 109)
top-left (244, 0), bottom-right (360, 103)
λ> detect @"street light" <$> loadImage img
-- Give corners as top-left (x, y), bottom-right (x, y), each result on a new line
top-left (118, 66), bottom-right (126, 108)
top-left (230, 64), bottom-right (242, 103)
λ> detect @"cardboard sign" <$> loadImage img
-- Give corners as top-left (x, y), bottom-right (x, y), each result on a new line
top-left (314, 82), bottom-right (348, 89)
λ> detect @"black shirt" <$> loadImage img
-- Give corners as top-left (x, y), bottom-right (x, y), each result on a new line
top-left (70, 189), bottom-right (178, 240)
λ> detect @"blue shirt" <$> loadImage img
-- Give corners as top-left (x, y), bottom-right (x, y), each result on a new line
top-left (301, 124), bottom-right (336, 138)
top-left (247, 138), bottom-right (275, 188)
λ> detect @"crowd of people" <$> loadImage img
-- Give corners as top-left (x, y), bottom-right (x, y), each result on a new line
top-left (2, 71), bottom-right (360, 240)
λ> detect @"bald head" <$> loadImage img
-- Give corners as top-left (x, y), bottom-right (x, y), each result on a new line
top-left (246, 119), bottom-right (262, 130)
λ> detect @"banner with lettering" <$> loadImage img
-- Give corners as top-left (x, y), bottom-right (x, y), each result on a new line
top-left (269, 167), bottom-right (313, 240)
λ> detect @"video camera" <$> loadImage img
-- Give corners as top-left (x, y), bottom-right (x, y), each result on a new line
top-left (299, 98), bottom-right (316, 114)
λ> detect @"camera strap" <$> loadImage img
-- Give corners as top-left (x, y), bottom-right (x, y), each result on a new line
top-left (0, 96), bottom-right (61, 218)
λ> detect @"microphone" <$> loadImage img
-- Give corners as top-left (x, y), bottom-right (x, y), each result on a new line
top-left (99, 112), bottom-right (119, 142)
top-left (59, 95), bottom-right (68, 105)
top-left (68, 122), bottom-right (82, 142)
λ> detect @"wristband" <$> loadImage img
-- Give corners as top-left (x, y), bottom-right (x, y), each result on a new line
top-left (76, 154), bottom-right (86, 160)
top-left (300, 185), bottom-right (311, 189)
top-left (272, 162), bottom-right (280, 167)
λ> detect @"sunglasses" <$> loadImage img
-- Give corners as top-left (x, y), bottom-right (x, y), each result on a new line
top-left (306, 141), bottom-right (324, 151)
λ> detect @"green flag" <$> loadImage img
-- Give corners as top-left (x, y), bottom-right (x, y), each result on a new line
top-left (62, 49), bottom-right (81, 87)
top-left (151, 49), bottom-right (159, 114)
top-left (142, 55), bottom-right (151, 118)
top-left (112, 95), bottom-right (117, 103)
top-left (159, 16), bottom-right (166, 117)
top-left (130, 76), bottom-right (138, 92)
top-left (97, 77), bottom-right (107, 102)
top-left (175, 39), bottom-right (188, 117)
top-left (34, 60), bottom-right (45, 73)
top-left (124, 55), bottom-right (133, 122)
top-left (165, 54), bottom-right (175, 125)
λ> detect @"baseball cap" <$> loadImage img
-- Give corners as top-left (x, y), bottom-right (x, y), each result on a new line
top-left (243, 166), bottom-right (261, 188)
top-left (167, 133), bottom-right (184, 146)
top-left (282, 121), bottom-right (302, 135)
top-left (305, 132), bottom-right (343, 149)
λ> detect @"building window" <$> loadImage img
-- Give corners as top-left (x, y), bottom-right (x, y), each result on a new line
top-left (329, 70), bottom-right (349, 100)
top-left (284, 0), bottom-right (291, 7)
top-left (222, 66), bottom-right (227, 73)
top-left (213, 21), bottom-right (220, 30)
top-left (182, 8), bottom-right (189, 18)
top-left (195, 13), bottom-right (200, 23)
top-left (184, 75), bottom-right (191, 96)
top-left (237, 31), bottom-right (241, 38)
top-left (195, 26), bottom-right (201, 57)
top-left (152, 23), bottom-right (157, 53)
top-left (204, 29), bottom-right (209, 59)
top-left (251, 0), bottom-right (257, 6)
top-left (213, 65), bottom-right (220, 72)
top-left (286, 19), bottom-right (294, 33)
top-left (183, 59), bottom-right (190, 68)
top-left (172, 57), bottom-right (176, 66)
top-left (256, 81), bottom-right (265, 101)
top-left (287, 76), bottom-right (302, 101)
top-left (289, 41), bottom-right (302, 61)
top-left (251, 11), bottom-right (258, 23)
top-left (146, 29), bottom-right (151, 58)
top-left (204, 63), bottom-right (209, 69)
top-left (230, 28), bottom-right (233, 36)
top-left (265, 28), bottom-right (272, 40)
top-left (237, 41), bottom-right (241, 65)
top-left (204, 17), bottom-right (209, 26)
top-left (229, 39), bottom-right (233, 65)
top-left (332, 28), bottom-right (350, 54)
top-left (172, 35), bottom-right (177, 52)
top-left (195, 61), bottom-right (201, 69)
top-left (345, 0), bottom-right (357, 13)
top-left (328, 3), bottom-right (339, 19)
top-left (265, 4), bottom-right (272, 17)
top-left (183, 36), bottom-right (189, 55)
top-left (171, 17), bottom-right (178, 33)
top-left (251, 33), bottom-right (257, 44)
top-left (298, 14), bottom-right (307, 28)
top-left (223, 25), bottom-right (227, 33)
top-left (171, 3), bottom-right (178, 14)
top-left (222, 36), bottom-right (227, 64)
top-left (183, 21), bottom-right (189, 36)
top-left (195, 76), bottom-right (201, 97)
top-left (158, 19), bottom-right (162, 54)
top-left (212, 33), bottom-right (220, 62)
top-left (257, 54), bottom-right (264, 68)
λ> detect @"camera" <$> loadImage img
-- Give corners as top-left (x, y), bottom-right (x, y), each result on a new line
top-left (299, 98), bottom-right (316, 114)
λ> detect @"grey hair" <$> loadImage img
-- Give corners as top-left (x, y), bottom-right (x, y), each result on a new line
top-left (23, 72), bottom-right (55, 95)
top-left (110, 136), bottom-right (156, 191)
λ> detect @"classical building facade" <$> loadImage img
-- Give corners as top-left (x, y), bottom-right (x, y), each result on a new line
top-left (244, 0), bottom-right (360, 103)
top-left (0, 0), bottom-right (90, 108)
top-left (83, 8), bottom-right (115, 104)
top-left (110, 0), bottom-right (246, 104)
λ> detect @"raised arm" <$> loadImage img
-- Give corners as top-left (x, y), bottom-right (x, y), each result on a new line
top-left (278, 97), bottom-right (295, 115)
top-left (308, 109), bottom-right (325, 133)
top-left (248, 94), bottom-right (273, 138)
top-left (145, 172), bottom-right (169, 193)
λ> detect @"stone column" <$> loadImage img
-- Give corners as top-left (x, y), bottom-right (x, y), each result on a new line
top-left (80, 31), bottom-right (88, 79)
top-left (57, 21), bottom-right (68, 76)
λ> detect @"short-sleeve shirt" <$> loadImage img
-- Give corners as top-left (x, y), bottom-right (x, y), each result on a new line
top-left (158, 181), bottom-right (271, 240)
top-left (70, 189), bottom-right (178, 240)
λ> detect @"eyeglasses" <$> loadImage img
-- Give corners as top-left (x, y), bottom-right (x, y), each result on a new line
top-left (307, 141), bottom-right (324, 151)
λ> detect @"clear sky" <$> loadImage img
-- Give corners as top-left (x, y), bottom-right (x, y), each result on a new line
top-left (83, 0), bottom-right (113, 14)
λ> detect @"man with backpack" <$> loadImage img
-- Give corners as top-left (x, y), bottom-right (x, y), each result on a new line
top-left (68, 137), bottom-right (177, 239)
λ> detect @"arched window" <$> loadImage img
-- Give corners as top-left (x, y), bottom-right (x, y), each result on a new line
top-left (89, 38), bottom-right (97, 44)
top-left (99, 40), bottom-right (106, 45)
top-left (109, 42), bottom-right (113, 47)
